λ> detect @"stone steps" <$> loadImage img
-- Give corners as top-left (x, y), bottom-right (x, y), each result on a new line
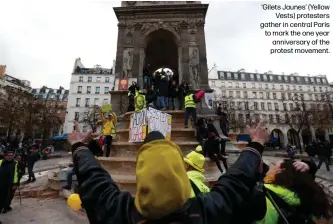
top-left (111, 141), bottom-right (199, 156)
top-left (116, 128), bottom-right (196, 142)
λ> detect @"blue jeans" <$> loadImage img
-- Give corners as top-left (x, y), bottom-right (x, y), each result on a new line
top-left (158, 96), bottom-right (166, 109)
top-left (67, 169), bottom-right (74, 188)
top-left (144, 76), bottom-right (152, 86)
top-left (318, 156), bottom-right (330, 171)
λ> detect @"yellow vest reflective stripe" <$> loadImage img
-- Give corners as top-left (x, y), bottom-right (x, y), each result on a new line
top-left (184, 94), bottom-right (196, 108)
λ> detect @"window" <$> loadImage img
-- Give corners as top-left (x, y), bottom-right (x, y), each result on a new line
top-left (284, 76), bottom-right (288, 81)
top-left (274, 103), bottom-right (279, 110)
top-left (266, 92), bottom-right (270, 99)
top-left (288, 93), bottom-right (292, 99)
top-left (304, 77), bottom-right (309, 83)
top-left (221, 82), bottom-right (225, 88)
top-left (243, 83), bottom-right (246, 88)
top-left (211, 81), bottom-right (215, 87)
top-left (310, 78), bottom-right (314, 83)
top-left (76, 98), bottom-right (81, 107)
top-left (259, 84), bottom-right (262, 89)
top-left (244, 91), bottom-right (248, 98)
top-left (234, 73), bottom-right (239, 80)
top-left (95, 87), bottom-right (100, 94)
top-left (104, 87), bottom-right (110, 94)
top-left (254, 102), bottom-right (258, 110)
top-left (263, 74), bottom-right (267, 81)
top-left (241, 73), bottom-right (245, 80)
top-left (256, 74), bottom-right (261, 81)
top-left (276, 115), bottom-right (280, 123)
top-left (269, 75), bottom-right (274, 81)
top-left (268, 103), bottom-right (272, 110)
top-left (325, 87), bottom-right (328, 92)
top-left (322, 78), bottom-right (327, 84)
top-left (296, 77), bottom-right (301, 82)
top-left (261, 102), bottom-right (265, 110)
top-left (290, 77), bottom-right (295, 82)
top-left (272, 84), bottom-right (275, 89)
top-left (250, 74), bottom-right (254, 80)
top-left (299, 86), bottom-right (303, 91)
top-left (269, 114), bottom-right (273, 122)
top-left (315, 95), bottom-right (319, 101)
top-left (313, 86), bottom-right (317, 91)
top-left (222, 91), bottom-right (226, 97)
top-left (88, 76), bottom-right (92, 82)
top-left (316, 78), bottom-right (321, 84)
top-left (245, 102), bottom-right (249, 110)
top-left (319, 87), bottom-right (322, 92)
top-left (283, 103), bottom-right (287, 110)
top-left (236, 91), bottom-right (240, 98)
top-left (265, 84), bottom-right (268, 89)
top-left (252, 83), bottom-right (255, 88)
top-left (85, 98), bottom-right (90, 107)
top-left (219, 72), bottom-right (225, 79)
top-left (229, 91), bottom-right (233, 98)
top-left (105, 77), bottom-right (110, 83)
top-left (77, 86), bottom-right (82, 93)
top-left (237, 102), bottom-right (242, 110)
top-left (236, 83), bottom-right (239, 88)
top-left (227, 72), bottom-right (232, 79)
top-left (281, 92), bottom-right (285, 100)
top-left (280, 85), bottom-right (284, 90)
top-left (94, 98), bottom-right (99, 105)
top-left (259, 92), bottom-right (263, 99)
top-left (293, 85), bottom-right (296, 90)
top-left (273, 93), bottom-right (277, 99)
top-left (228, 82), bottom-right (232, 88)
top-left (103, 99), bottom-right (108, 104)
top-left (321, 95), bottom-right (325, 101)
top-left (278, 76), bottom-right (282, 81)
top-left (96, 77), bottom-right (101, 82)
top-left (252, 92), bottom-right (257, 98)
top-left (289, 103), bottom-right (294, 111)
top-left (74, 112), bottom-right (79, 121)
top-left (79, 76), bottom-right (83, 82)
top-left (286, 85), bottom-right (290, 90)
top-left (87, 86), bottom-right (91, 93)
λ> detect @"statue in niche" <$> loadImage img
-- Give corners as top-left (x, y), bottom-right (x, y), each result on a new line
top-left (189, 31), bottom-right (196, 43)
top-left (190, 49), bottom-right (200, 89)
top-left (123, 50), bottom-right (133, 78)
top-left (125, 32), bottom-right (133, 45)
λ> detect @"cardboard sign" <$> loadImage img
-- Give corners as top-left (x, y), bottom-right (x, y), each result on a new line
top-left (129, 108), bottom-right (172, 142)
top-left (102, 104), bottom-right (112, 113)
top-left (129, 110), bottom-right (147, 142)
top-left (146, 108), bottom-right (172, 140)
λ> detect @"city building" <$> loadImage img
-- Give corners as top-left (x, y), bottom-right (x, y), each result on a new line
top-left (31, 87), bottom-right (69, 137)
top-left (208, 65), bottom-right (332, 148)
top-left (63, 58), bottom-right (116, 134)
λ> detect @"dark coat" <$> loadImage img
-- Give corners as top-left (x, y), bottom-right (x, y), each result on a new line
top-left (0, 160), bottom-right (18, 209)
top-left (158, 77), bottom-right (169, 97)
top-left (73, 144), bottom-right (263, 224)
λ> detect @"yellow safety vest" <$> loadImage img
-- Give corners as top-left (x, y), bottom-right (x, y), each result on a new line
top-left (184, 94), bottom-right (196, 108)
top-left (101, 112), bottom-right (117, 137)
top-left (135, 93), bottom-right (146, 111)
top-left (0, 159), bottom-right (19, 184)
top-left (187, 170), bottom-right (210, 198)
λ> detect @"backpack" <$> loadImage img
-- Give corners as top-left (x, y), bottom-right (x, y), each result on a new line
top-left (131, 180), bottom-right (203, 224)
top-left (265, 188), bottom-right (315, 224)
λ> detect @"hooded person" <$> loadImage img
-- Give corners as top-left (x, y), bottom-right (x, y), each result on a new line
top-left (184, 148), bottom-right (210, 197)
top-left (70, 120), bottom-right (271, 224)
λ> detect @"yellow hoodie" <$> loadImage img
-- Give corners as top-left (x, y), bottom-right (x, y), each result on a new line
top-left (135, 140), bottom-right (191, 220)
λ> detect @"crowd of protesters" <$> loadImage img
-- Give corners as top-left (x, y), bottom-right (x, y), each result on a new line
top-left (64, 120), bottom-right (333, 224)
top-left (306, 139), bottom-right (332, 172)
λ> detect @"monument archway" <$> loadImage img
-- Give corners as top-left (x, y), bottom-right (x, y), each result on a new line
top-left (144, 29), bottom-right (179, 81)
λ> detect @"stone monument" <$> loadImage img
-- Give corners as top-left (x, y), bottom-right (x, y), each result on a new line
top-left (111, 1), bottom-right (210, 114)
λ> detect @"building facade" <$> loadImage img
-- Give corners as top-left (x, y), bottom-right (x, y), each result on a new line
top-left (64, 58), bottom-right (116, 134)
top-left (208, 65), bottom-right (332, 148)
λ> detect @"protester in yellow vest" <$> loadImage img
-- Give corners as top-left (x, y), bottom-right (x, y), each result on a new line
top-left (184, 91), bottom-right (197, 128)
top-left (135, 90), bottom-right (146, 111)
top-left (100, 111), bottom-right (117, 157)
top-left (184, 146), bottom-right (210, 198)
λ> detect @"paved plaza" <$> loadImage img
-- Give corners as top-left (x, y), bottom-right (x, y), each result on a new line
top-left (1, 155), bottom-right (332, 223)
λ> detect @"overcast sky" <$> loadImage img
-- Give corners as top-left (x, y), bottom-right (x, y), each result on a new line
top-left (0, 0), bottom-right (332, 89)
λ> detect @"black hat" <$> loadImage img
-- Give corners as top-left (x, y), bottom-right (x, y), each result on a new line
top-left (143, 131), bottom-right (165, 144)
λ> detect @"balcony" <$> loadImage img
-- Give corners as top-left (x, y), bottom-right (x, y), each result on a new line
top-left (85, 104), bottom-right (89, 108)
top-left (95, 92), bottom-right (100, 94)
top-left (87, 91), bottom-right (91, 94)
top-left (77, 91), bottom-right (82, 94)
top-left (75, 104), bottom-right (80, 107)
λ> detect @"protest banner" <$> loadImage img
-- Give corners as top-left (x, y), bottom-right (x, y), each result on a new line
top-left (146, 108), bottom-right (172, 140)
top-left (129, 109), bottom-right (147, 142)
top-left (101, 104), bottom-right (112, 113)
top-left (129, 108), bottom-right (172, 142)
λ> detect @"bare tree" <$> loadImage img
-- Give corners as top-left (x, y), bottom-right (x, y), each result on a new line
top-left (80, 105), bottom-right (101, 133)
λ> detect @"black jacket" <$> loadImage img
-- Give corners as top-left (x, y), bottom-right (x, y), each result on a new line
top-left (159, 78), bottom-right (169, 97)
top-left (72, 144), bottom-right (263, 224)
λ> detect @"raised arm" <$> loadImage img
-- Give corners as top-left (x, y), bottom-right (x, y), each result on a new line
top-left (72, 144), bottom-right (133, 223)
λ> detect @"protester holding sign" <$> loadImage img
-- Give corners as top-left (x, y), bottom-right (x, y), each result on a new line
top-left (100, 110), bottom-right (117, 157)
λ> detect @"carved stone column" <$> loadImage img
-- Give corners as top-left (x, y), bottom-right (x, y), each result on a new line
top-left (115, 22), bottom-right (126, 78)
top-left (132, 22), bottom-right (143, 87)
top-left (196, 20), bottom-right (209, 90)
top-left (180, 20), bottom-right (190, 83)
